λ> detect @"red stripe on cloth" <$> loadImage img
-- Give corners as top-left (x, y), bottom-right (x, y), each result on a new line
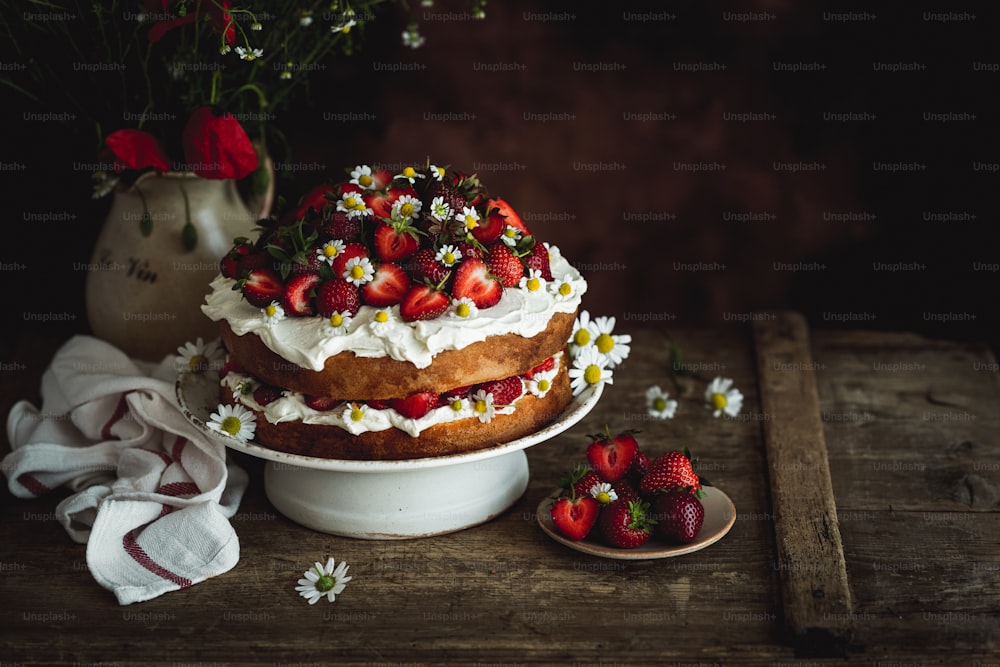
top-left (16, 473), bottom-right (50, 496)
top-left (171, 437), bottom-right (187, 462)
top-left (101, 395), bottom-right (130, 441)
top-left (157, 481), bottom-right (200, 497)
top-left (143, 449), bottom-right (173, 467)
top-left (122, 514), bottom-right (192, 590)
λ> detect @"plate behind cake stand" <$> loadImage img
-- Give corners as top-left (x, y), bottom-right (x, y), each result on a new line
top-left (177, 371), bottom-right (602, 539)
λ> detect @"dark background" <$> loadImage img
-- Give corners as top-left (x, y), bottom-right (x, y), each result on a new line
top-left (2, 0), bottom-right (998, 359)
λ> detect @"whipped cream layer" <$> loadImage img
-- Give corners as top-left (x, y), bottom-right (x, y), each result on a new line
top-left (222, 352), bottom-right (562, 437)
top-left (202, 244), bottom-right (586, 370)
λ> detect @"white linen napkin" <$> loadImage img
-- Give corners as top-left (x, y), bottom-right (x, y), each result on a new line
top-left (3, 335), bottom-right (248, 605)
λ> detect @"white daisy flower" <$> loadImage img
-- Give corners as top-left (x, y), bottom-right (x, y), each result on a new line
top-left (298, 10), bottom-right (313, 26)
top-left (435, 244), bottom-right (463, 267)
top-left (401, 25), bottom-right (425, 49)
top-left (429, 196), bottom-right (452, 222)
top-left (336, 191), bottom-right (371, 219)
top-left (518, 268), bottom-right (545, 292)
top-left (568, 347), bottom-right (612, 397)
top-left (317, 239), bottom-right (346, 265)
top-left (500, 225), bottom-right (522, 247)
top-left (550, 279), bottom-right (576, 302)
top-left (590, 483), bottom-right (618, 505)
top-left (568, 310), bottom-right (595, 357)
top-left (429, 164), bottom-right (446, 182)
top-left (526, 368), bottom-right (557, 398)
top-left (470, 389), bottom-right (496, 423)
top-left (235, 46), bottom-right (263, 61)
top-left (262, 301), bottom-right (286, 325)
top-left (391, 194), bottom-right (422, 221)
top-left (447, 296), bottom-right (478, 319)
top-left (349, 165), bottom-right (376, 190)
top-left (589, 315), bottom-right (631, 368)
top-left (705, 377), bottom-right (743, 418)
top-left (207, 403), bottom-right (257, 441)
top-left (331, 18), bottom-right (357, 34)
top-left (645, 385), bottom-right (678, 420)
top-left (175, 337), bottom-right (224, 374)
top-left (323, 311), bottom-right (353, 336)
top-left (231, 380), bottom-right (255, 401)
top-left (341, 402), bottom-right (368, 424)
top-left (456, 206), bottom-right (480, 231)
top-left (395, 166), bottom-right (425, 185)
top-left (342, 256), bottom-right (375, 286)
top-left (369, 309), bottom-right (393, 335)
top-left (295, 557), bottom-right (352, 605)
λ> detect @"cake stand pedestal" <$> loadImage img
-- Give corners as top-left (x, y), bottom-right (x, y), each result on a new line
top-left (177, 372), bottom-right (602, 539)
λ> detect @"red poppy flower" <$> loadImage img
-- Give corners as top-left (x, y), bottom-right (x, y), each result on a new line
top-left (182, 106), bottom-right (258, 180)
top-left (104, 129), bottom-right (172, 172)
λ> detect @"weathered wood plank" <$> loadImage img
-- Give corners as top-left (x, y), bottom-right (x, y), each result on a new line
top-left (753, 312), bottom-right (854, 654)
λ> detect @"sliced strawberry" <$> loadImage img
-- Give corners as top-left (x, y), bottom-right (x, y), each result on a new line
top-left (281, 272), bottom-right (321, 316)
top-left (390, 391), bottom-right (439, 419)
top-left (365, 186), bottom-right (415, 220)
top-left (361, 262), bottom-right (411, 306)
top-left (253, 384), bottom-right (283, 406)
top-left (315, 279), bottom-right (361, 317)
top-left (219, 357), bottom-right (244, 377)
top-left (304, 395), bottom-right (340, 411)
top-left (373, 222), bottom-right (420, 262)
top-left (399, 284), bottom-right (449, 322)
top-left (331, 242), bottom-right (369, 279)
top-left (407, 247), bottom-right (450, 286)
top-left (524, 356), bottom-right (555, 379)
top-left (452, 258), bottom-right (503, 309)
top-left (586, 429), bottom-right (640, 483)
top-left (371, 168), bottom-right (393, 190)
top-left (286, 182), bottom-right (337, 223)
top-left (240, 268), bottom-right (284, 308)
top-left (549, 495), bottom-right (600, 541)
top-left (474, 376), bottom-right (523, 406)
top-left (486, 197), bottom-right (529, 234)
top-left (524, 241), bottom-right (553, 281)
top-left (366, 399), bottom-right (390, 410)
top-left (486, 243), bottom-right (523, 288)
top-left (470, 206), bottom-right (506, 244)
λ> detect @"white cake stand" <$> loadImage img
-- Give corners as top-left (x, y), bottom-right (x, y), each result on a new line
top-left (176, 372), bottom-right (602, 539)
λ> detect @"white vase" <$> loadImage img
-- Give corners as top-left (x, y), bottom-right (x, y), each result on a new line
top-left (85, 171), bottom-right (262, 362)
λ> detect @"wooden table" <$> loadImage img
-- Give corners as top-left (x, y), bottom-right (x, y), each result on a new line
top-left (2, 313), bottom-right (998, 665)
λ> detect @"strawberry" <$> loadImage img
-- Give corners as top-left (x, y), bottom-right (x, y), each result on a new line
top-left (652, 492), bottom-right (705, 544)
top-left (237, 250), bottom-right (271, 275)
top-left (399, 284), bottom-right (449, 321)
top-left (320, 210), bottom-right (360, 242)
top-left (573, 469), bottom-right (604, 500)
top-left (253, 383), bottom-right (283, 406)
top-left (331, 242), bottom-right (369, 280)
top-left (240, 268), bottom-right (284, 307)
top-left (639, 449), bottom-right (702, 497)
top-left (304, 395), bottom-right (339, 411)
top-left (628, 450), bottom-right (651, 485)
top-left (219, 357), bottom-right (244, 377)
top-left (486, 197), bottom-right (529, 234)
top-left (390, 391), bottom-right (440, 419)
top-left (474, 376), bottom-right (523, 406)
top-left (367, 399), bottom-right (390, 410)
top-left (470, 206), bottom-right (506, 244)
top-left (549, 494), bottom-right (600, 541)
top-left (586, 428), bottom-right (639, 483)
top-left (365, 186), bottom-right (415, 220)
top-left (456, 241), bottom-right (483, 260)
top-left (220, 241), bottom-right (253, 278)
top-left (524, 356), bottom-right (555, 379)
top-left (407, 247), bottom-right (450, 285)
top-left (373, 221), bottom-right (420, 262)
top-left (281, 272), bottom-right (321, 316)
top-left (599, 499), bottom-right (655, 549)
top-left (316, 279), bottom-right (361, 317)
top-left (612, 478), bottom-right (641, 503)
top-left (452, 258), bottom-right (503, 309)
top-left (524, 241), bottom-right (553, 281)
top-left (361, 262), bottom-right (410, 306)
top-left (486, 243), bottom-right (523, 288)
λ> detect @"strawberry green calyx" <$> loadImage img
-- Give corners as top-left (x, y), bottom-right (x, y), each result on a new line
top-left (626, 500), bottom-right (657, 531)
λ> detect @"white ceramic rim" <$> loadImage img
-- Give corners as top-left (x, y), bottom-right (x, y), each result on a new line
top-left (176, 371), bottom-right (603, 473)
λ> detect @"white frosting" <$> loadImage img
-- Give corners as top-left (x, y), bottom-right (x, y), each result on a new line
top-left (221, 353), bottom-right (562, 436)
top-left (201, 244), bottom-right (586, 370)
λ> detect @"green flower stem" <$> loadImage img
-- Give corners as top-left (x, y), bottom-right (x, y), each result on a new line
top-left (178, 181), bottom-right (198, 251)
top-left (135, 184), bottom-right (153, 237)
